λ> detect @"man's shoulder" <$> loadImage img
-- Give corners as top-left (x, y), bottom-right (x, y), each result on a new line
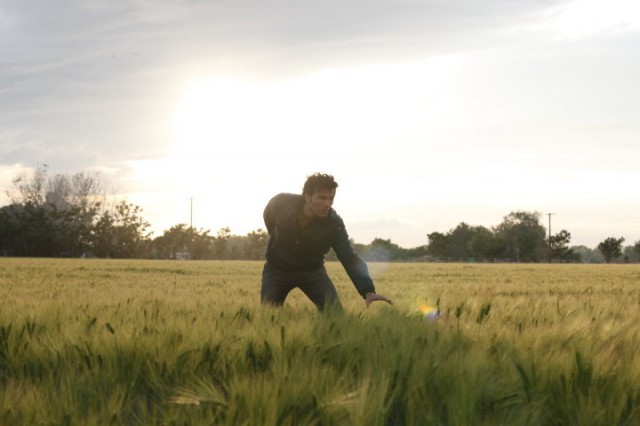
top-left (268, 193), bottom-right (302, 211)
top-left (273, 192), bottom-right (302, 201)
top-left (327, 209), bottom-right (346, 228)
top-left (270, 193), bottom-right (302, 204)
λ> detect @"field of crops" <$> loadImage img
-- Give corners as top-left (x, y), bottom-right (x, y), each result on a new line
top-left (1, 258), bottom-right (639, 425)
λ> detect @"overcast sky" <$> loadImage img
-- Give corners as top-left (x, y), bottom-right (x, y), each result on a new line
top-left (2, 0), bottom-right (639, 248)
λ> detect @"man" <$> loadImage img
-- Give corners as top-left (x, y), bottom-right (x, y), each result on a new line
top-left (261, 173), bottom-right (392, 312)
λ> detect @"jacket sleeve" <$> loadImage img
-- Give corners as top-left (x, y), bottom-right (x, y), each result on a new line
top-left (263, 196), bottom-right (276, 234)
top-left (332, 220), bottom-right (376, 298)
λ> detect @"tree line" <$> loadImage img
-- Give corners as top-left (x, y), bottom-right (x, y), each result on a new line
top-left (0, 165), bottom-right (269, 260)
top-left (425, 213), bottom-right (639, 263)
top-left (1, 166), bottom-right (638, 263)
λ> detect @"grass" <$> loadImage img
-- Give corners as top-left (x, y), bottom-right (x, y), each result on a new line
top-left (0, 258), bottom-right (639, 424)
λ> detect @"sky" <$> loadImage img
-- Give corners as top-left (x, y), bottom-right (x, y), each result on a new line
top-left (1, 0), bottom-right (639, 249)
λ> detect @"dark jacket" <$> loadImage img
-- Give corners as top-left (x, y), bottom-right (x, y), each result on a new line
top-left (263, 193), bottom-right (375, 298)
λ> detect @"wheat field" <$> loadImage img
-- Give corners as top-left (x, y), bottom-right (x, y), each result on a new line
top-left (0, 258), bottom-right (639, 425)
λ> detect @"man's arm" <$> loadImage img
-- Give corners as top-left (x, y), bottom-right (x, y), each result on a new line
top-left (332, 220), bottom-right (391, 306)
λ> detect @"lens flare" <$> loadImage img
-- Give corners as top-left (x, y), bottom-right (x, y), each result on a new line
top-left (417, 304), bottom-right (441, 322)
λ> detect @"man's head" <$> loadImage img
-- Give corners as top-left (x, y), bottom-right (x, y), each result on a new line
top-left (302, 173), bottom-right (338, 218)
top-left (302, 173), bottom-right (338, 197)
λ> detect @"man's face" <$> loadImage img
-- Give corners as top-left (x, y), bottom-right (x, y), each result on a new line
top-left (305, 188), bottom-right (335, 218)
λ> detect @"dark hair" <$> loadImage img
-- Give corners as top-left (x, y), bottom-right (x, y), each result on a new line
top-left (302, 173), bottom-right (338, 196)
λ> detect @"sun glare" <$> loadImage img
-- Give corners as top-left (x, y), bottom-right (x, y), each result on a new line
top-left (170, 55), bottom-right (465, 167)
top-left (156, 56), bottom-right (478, 236)
top-left (172, 79), bottom-right (255, 159)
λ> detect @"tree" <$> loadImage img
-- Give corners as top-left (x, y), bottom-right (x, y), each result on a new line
top-left (447, 223), bottom-right (505, 260)
top-left (468, 226), bottom-right (504, 261)
top-left (597, 237), bottom-right (625, 263)
top-left (0, 201), bottom-right (92, 257)
top-left (634, 241), bottom-right (640, 260)
top-left (0, 204), bottom-right (21, 255)
top-left (91, 201), bottom-right (151, 258)
top-left (213, 227), bottom-right (231, 259)
top-left (570, 245), bottom-right (603, 263)
top-left (0, 203), bottom-right (55, 256)
top-left (427, 232), bottom-right (449, 258)
top-left (245, 228), bottom-right (268, 260)
top-left (152, 224), bottom-right (191, 259)
top-left (190, 229), bottom-right (214, 260)
top-left (363, 238), bottom-right (402, 261)
top-left (8, 164), bottom-right (105, 212)
top-left (493, 211), bottom-right (547, 262)
top-left (403, 245), bottom-right (429, 259)
top-left (3, 165), bottom-right (107, 257)
top-left (46, 172), bottom-right (104, 253)
top-left (151, 224), bottom-right (213, 259)
top-left (46, 171), bottom-right (106, 215)
top-left (549, 230), bottom-right (573, 261)
top-left (8, 164), bottom-right (49, 205)
top-left (446, 222), bottom-right (475, 260)
top-left (622, 245), bottom-right (639, 263)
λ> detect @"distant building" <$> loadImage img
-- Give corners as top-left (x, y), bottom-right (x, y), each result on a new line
top-left (175, 251), bottom-right (190, 260)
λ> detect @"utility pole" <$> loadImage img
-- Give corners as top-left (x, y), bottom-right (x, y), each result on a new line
top-left (190, 197), bottom-right (193, 230)
top-left (547, 212), bottom-right (555, 262)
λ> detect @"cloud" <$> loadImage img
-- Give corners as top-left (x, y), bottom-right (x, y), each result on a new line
top-left (1, 0), bottom-right (571, 169)
top-left (3, 0), bottom-right (568, 73)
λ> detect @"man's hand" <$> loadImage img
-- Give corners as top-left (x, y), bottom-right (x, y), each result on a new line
top-left (365, 292), bottom-right (393, 308)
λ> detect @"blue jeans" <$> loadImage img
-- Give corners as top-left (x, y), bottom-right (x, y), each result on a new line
top-left (261, 262), bottom-right (343, 312)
